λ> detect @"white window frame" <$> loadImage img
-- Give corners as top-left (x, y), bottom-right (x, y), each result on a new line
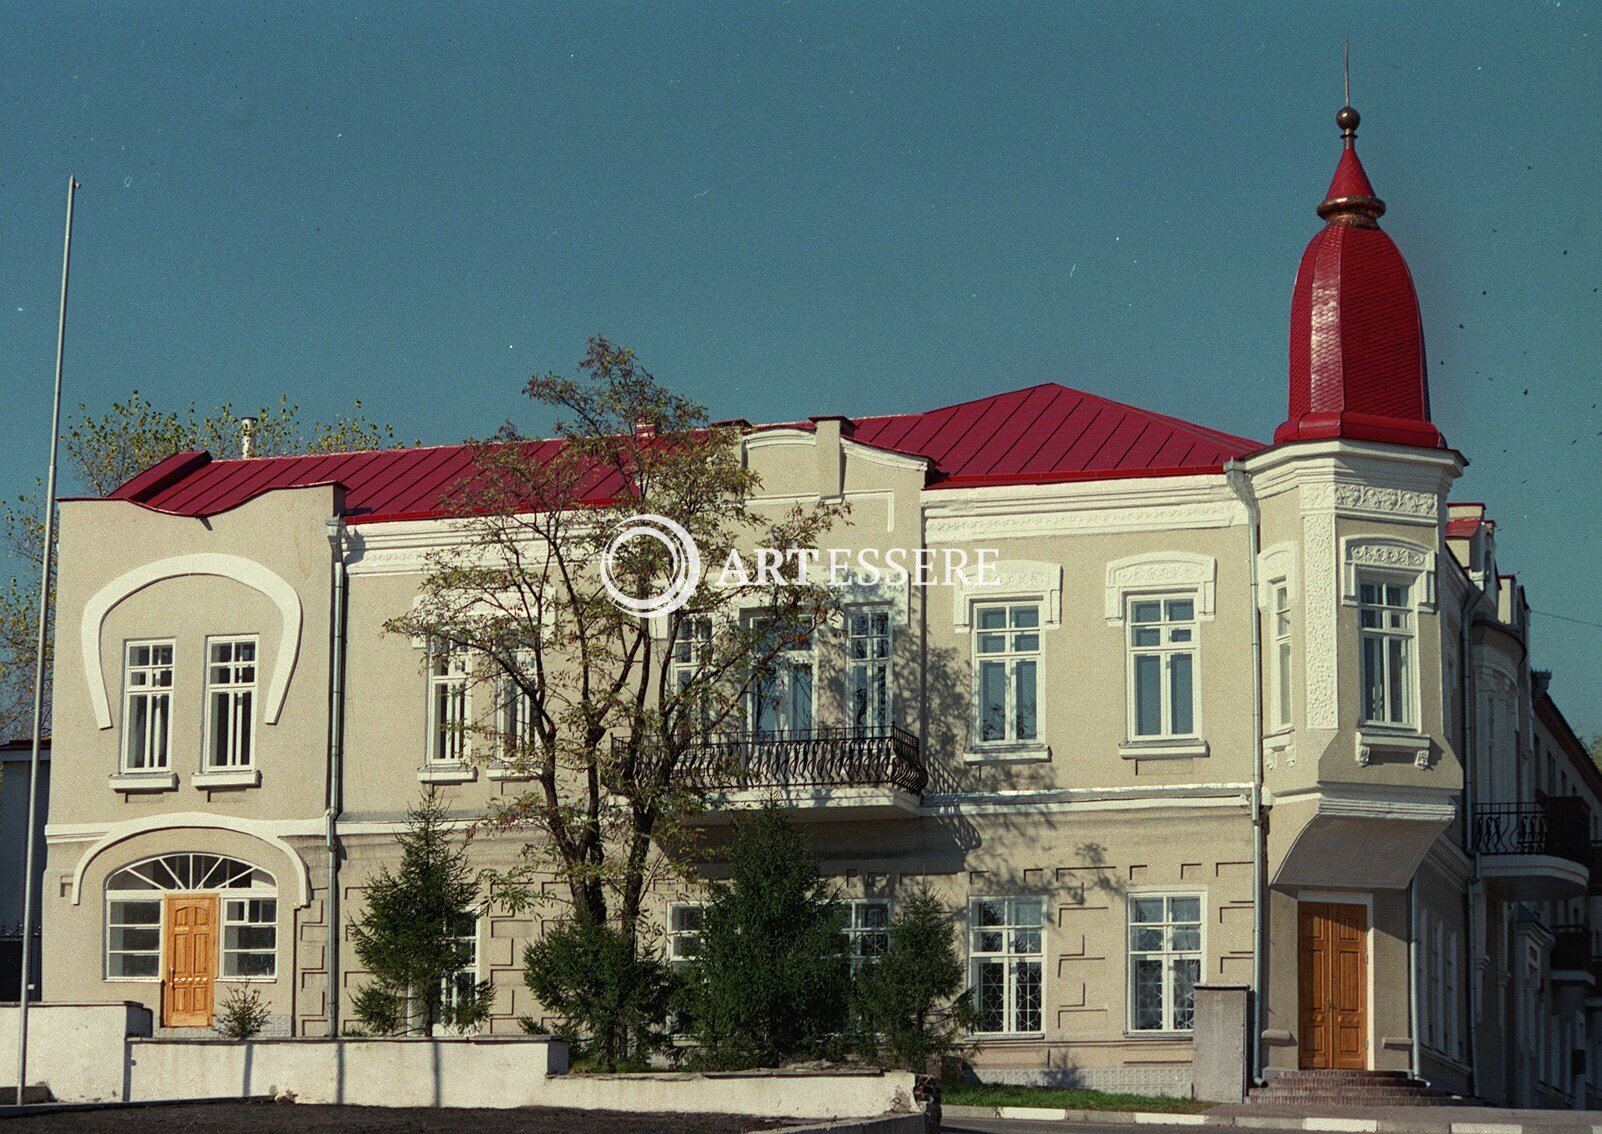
top-left (427, 638), bottom-right (472, 765)
top-left (667, 902), bottom-right (703, 969)
top-left (121, 639), bottom-right (175, 772)
top-left (745, 615), bottom-right (815, 736)
top-left (438, 909), bottom-right (482, 1026)
top-left (105, 896), bottom-right (163, 981)
top-left (204, 635), bottom-right (258, 770)
top-left (1126, 595), bottom-right (1200, 741)
top-left (972, 602), bottom-right (1042, 749)
top-left (668, 616), bottom-right (713, 737)
top-left (1357, 573), bottom-right (1417, 728)
top-left (969, 896), bottom-right (1045, 1036)
top-left (1269, 582), bottom-right (1292, 731)
top-left (221, 895), bottom-right (279, 979)
top-left (845, 898), bottom-right (891, 974)
top-left (846, 606), bottom-right (893, 732)
top-left (1126, 891), bottom-right (1204, 1034)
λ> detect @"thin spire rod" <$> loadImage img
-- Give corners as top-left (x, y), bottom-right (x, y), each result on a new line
top-left (1344, 39), bottom-right (1351, 107)
top-left (15, 174), bottom-right (77, 1109)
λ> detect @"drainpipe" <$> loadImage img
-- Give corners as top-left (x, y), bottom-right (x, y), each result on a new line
top-left (1459, 583), bottom-right (1480, 1097)
top-left (1410, 877), bottom-right (1424, 1081)
top-left (1225, 460), bottom-right (1267, 1084)
top-left (325, 516), bottom-right (349, 1037)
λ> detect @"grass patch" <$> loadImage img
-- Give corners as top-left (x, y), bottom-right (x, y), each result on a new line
top-left (940, 1081), bottom-right (1214, 1113)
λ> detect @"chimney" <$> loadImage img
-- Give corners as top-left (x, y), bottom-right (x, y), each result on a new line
top-left (239, 416), bottom-right (258, 459)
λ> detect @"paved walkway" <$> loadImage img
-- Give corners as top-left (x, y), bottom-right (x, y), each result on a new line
top-left (945, 1103), bottom-right (1602, 1134)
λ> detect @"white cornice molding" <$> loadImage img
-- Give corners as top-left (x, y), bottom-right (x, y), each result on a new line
top-left (81, 553), bottom-right (303, 730)
top-left (923, 476), bottom-right (1247, 543)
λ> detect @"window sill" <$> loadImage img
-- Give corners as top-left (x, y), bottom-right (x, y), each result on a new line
top-left (1120, 738), bottom-right (1209, 760)
top-left (1124, 1029), bottom-right (1195, 1040)
top-left (193, 768), bottom-right (261, 789)
top-left (964, 744), bottom-right (1051, 764)
top-left (969, 1031), bottom-right (1046, 1041)
top-left (486, 765), bottom-right (534, 782)
top-left (108, 771), bottom-right (179, 793)
top-left (1355, 728), bottom-right (1432, 769)
top-left (418, 764), bottom-right (478, 784)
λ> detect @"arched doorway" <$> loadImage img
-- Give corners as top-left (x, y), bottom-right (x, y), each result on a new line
top-left (105, 853), bottom-right (278, 1028)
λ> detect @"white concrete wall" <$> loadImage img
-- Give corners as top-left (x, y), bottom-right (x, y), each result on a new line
top-left (0, 1001), bottom-right (151, 1103)
top-left (126, 1036), bottom-right (568, 1107)
top-left (542, 1069), bottom-right (917, 1120)
top-left (124, 1036), bottom-right (914, 1119)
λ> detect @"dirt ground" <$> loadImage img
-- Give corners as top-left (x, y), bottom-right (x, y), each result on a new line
top-left (3, 1101), bottom-right (807, 1133)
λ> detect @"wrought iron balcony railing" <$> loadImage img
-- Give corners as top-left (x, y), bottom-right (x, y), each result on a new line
top-left (616, 725), bottom-right (927, 795)
top-left (1472, 799), bottom-right (1592, 866)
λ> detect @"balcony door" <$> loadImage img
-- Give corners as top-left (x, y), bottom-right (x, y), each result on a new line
top-left (163, 894), bottom-right (218, 1028)
top-left (1298, 901), bottom-right (1368, 1069)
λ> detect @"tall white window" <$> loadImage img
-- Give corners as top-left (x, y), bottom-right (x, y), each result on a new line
top-left (974, 603), bottom-right (1040, 744)
top-left (669, 616), bottom-right (712, 735)
top-left (122, 641), bottom-right (174, 771)
top-left (1270, 583), bottom-right (1292, 730)
top-left (1429, 919), bottom-right (1444, 1050)
top-left (1128, 598), bottom-right (1197, 738)
top-left (747, 616), bottom-right (813, 735)
top-left (846, 608), bottom-right (892, 731)
top-left (970, 897), bottom-right (1043, 1034)
top-left (1358, 577), bottom-right (1414, 726)
top-left (845, 899), bottom-right (891, 974)
top-left (205, 637), bottom-right (257, 769)
top-left (1128, 894), bottom-right (1202, 1032)
top-left (105, 898), bottom-right (162, 978)
top-left (428, 639), bottom-right (470, 764)
top-left (497, 671), bottom-right (533, 762)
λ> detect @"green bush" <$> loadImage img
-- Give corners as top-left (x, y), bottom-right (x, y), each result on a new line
top-left (852, 891), bottom-right (976, 1070)
top-left (216, 986), bottom-right (271, 1040)
top-left (682, 806), bottom-right (849, 1068)
top-left (522, 913), bottom-right (676, 1070)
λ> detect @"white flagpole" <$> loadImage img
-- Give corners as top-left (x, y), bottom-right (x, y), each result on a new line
top-left (15, 174), bottom-right (77, 1108)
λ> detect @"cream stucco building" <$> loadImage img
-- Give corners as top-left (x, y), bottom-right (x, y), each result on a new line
top-left (38, 108), bottom-right (1601, 1106)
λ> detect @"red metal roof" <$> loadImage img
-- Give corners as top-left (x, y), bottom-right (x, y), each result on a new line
top-left (96, 382), bottom-right (1261, 523)
top-left (851, 383), bottom-right (1258, 489)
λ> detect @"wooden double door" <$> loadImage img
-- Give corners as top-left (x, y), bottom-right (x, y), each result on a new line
top-left (163, 895), bottom-right (218, 1028)
top-left (1298, 901), bottom-right (1368, 1070)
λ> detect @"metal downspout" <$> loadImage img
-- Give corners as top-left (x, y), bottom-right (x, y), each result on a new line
top-left (325, 516), bottom-right (348, 1037)
top-left (1460, 583), bottom-right (1480, 1097)
top-left (1410, 877), bottom-right (1424, 1081)
top-left (1226, 460), bottom-right (1267, 1085)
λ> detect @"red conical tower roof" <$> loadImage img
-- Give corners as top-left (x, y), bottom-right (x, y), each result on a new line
top-left (1275, 106), bottom-right (1443, 449)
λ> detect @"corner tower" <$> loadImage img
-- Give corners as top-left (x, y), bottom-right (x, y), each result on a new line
top-left (1276, 106), bottom-right (1442, 449)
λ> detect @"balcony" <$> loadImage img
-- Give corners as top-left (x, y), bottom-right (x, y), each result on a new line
top-left (617, 726), bottom-right (926, 821)
top-left (1473, 799), bottom-right (1591, 899)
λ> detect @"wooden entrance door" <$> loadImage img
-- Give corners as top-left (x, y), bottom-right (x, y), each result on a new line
top-left (163, 895), bottom-right (218, 1028)
top-left (1298, 901), bottom-right (1368, 1069)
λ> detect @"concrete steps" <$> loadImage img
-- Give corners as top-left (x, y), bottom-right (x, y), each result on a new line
top-left (1247, 1069), bottom-right (1474, 1108)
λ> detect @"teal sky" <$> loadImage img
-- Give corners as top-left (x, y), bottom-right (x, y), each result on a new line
top-left (2, 2), bottom-right (1598, 735)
